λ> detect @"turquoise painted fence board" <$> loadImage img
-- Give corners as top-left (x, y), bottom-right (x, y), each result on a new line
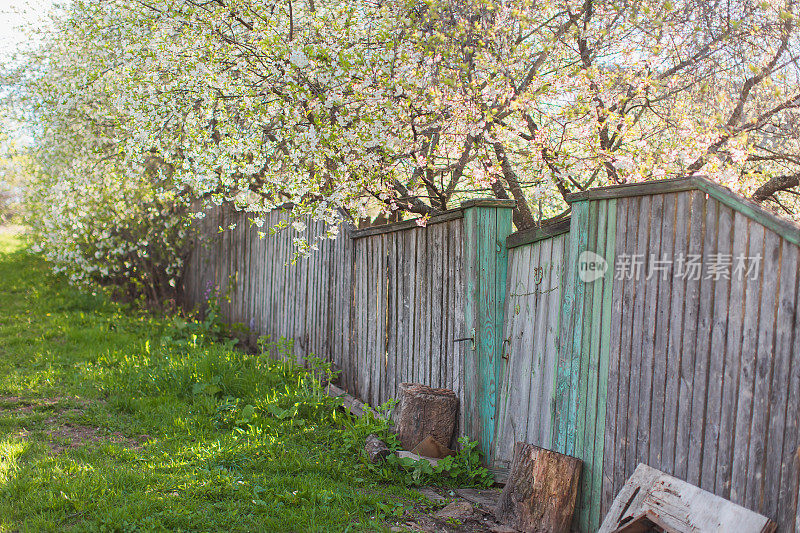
top-left (551, 198), bottom-right (619, 532)
top-left (493, 208), bottom-right (513, 456)
top-left (577, 200), bottom-right (604, 531)
top-left (554, 200), bottom-right (590, 454)
top-left (462, 200), bottom-right (515, 460)
top-left (592, 198), bottom-right (616, 529)
top-left (477, 207), bottom-right (497, 454)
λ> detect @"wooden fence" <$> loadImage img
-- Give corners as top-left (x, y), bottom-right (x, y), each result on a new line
top-left (184, 200), bottom-right (514, 446)
top-left (184, 176), bottom-right (800, 532)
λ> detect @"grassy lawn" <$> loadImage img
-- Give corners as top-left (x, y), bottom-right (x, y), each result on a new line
top-left (0, 230), bottom-right (470, 532)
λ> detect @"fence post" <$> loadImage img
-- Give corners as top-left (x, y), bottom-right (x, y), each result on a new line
top-left (461, 198), bottom-right (516, 462)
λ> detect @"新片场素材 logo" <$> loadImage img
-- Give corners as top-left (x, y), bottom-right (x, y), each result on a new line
top-left (578, 250), bottom-right (608, 283)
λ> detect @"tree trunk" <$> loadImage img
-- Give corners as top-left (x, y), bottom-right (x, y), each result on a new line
top-left (495, 442), bottom-right (582, 533)
top-left (393, 383), bottom-right (459, 451)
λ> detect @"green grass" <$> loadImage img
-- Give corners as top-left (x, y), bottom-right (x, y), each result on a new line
top-left (0, 231), bottom-right (442, 532)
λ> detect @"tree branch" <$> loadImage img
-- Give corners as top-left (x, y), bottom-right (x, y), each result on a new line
top-left (751, 173), bottom-right (800, 203)
top-left (492, 141), bottom-right (535, 229)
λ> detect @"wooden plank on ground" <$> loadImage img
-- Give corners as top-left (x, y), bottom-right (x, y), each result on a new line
top-left (598, 464), bottom-right (776, 533)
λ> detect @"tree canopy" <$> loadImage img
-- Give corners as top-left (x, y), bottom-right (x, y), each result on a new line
top-left (4, 0), bottom-right (800, 295)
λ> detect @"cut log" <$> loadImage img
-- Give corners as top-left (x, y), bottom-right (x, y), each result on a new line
top-left (364, 434), bottom-right (390, 464)
top-left (393, 383), bottom-right (458, 451)
top-left (495, 442), bottom-right (582, 533)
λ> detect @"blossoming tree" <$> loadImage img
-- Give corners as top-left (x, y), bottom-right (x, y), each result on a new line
top-left (5, 0), bottom-right (799, 296)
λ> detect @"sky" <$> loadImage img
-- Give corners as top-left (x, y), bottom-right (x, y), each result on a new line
top-left (0, 0), bottom-right (57, 145)
top-left (0, 0), bottom-right (56, 63)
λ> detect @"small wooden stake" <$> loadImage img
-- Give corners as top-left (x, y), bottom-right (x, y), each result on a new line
top-left (495, 442), bottom-right (582, 533)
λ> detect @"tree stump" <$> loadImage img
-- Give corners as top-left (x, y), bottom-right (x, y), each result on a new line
top-left (393, 383), bottom-right (459, 451)
top-left (495, 442), bottom-right (582, 533)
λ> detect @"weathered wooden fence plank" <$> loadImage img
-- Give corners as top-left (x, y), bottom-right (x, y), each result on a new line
top-left (592, 197), bottom-right (616, 528)
top-left (601, 197), bottom-right (628, 515)
top-left (688, 194), bottom-right (716, 485)
top-left (731, 222), bottom-right (765, 504)
top-left (495, 227), bottom-right (568, 468)
top-left (769, 243), bottom-right (798, 523)
top-left (554, 200), bottom-right (589, 455)
top-left (700, 203), bottom-right (732, 490)
top-left (746, 229), bottom-right (781, 511)
top-left (649, 193), bottom-right (675, 473)
top-left (663, 191), bottom-right (690, 478)
top-left (616, 196), bottom-right (639, 488)
top-left (717, 210), bottom-right (750, 498)
top-left (575, 200), bottom-right (601, 531)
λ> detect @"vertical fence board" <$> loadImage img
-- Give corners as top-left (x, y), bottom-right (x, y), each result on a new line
top-left (771, 243), bottom-right (798, 524)
top-left (688, 195), bottom-right (716, 484)
top-left (746, 229), bottom-right (781, 512)
top-left (649, 193), bottom-right (676, 472)
top-left (779, 255), bottom-right (800, 530)
top-left (663, 192), bottom-right (689, 476)
top-left (602, 197), bottom-right (628, 513)
top-left (716, 211), bottom-right (750, 497)
top-left (627, 195), bottom-right (650, 477)
top-left (451, 220), bottom-right (465, 438)
top-left (701, 203), bottom-right (733, 489)
top-left (576, 200), bottom-right (600, 530)
top-left (555, 201), bottom-right (589, 454)
top-left (590, 198), bottom-right (616, 529)
top-left (731, 222), bottom-right (765, 503)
